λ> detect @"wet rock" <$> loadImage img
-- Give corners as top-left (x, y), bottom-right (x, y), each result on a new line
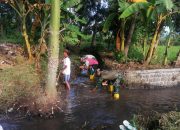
top-left (101, 70), bottom-right (120, 80)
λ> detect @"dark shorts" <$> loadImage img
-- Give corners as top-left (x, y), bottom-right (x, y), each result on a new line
top-left (64, 74), bottom-right (70, 82)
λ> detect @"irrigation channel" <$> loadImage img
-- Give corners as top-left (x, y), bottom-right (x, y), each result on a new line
top-left (0, 77), bottom-right (180, 130)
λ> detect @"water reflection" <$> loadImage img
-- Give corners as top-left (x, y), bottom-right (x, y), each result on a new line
top-left (64, 88), bottom-right (76, 122)
top-left (1, 77), bottom-right (180, 130)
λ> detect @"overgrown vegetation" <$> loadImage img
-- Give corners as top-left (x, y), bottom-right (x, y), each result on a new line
top-left (133, 111), bottom-right (180, 130)
top-left (0, 64), bottom-right (41, 111)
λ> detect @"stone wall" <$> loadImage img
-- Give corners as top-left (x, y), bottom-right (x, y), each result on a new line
top-left (124, 68), bottom-right (180, 89)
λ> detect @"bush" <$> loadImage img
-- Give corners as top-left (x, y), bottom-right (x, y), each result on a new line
top-left (0, 32), bottom-right (23, 44)
top-left (114, 51), bottom-right (126, 63)
top-left (128, 44), bottom-right (144, 62)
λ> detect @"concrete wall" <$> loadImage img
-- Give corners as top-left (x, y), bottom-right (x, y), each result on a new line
top-left (124, 68), bottom-right (180, 89)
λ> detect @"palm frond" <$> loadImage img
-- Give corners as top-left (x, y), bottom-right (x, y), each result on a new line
top-left (155, 0), bottom-right (174, 11)
top-left (118, 0), bottom-right (130, 12)
top-left (120, 2), bottom-right (151, 18)
top-left (103, 13), bottom-right (117, 33)
top-left (63, 0), bottom-right (81, 9)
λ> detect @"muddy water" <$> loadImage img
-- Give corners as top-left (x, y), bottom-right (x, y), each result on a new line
top-left (1, 77), bottom-right (180, 130)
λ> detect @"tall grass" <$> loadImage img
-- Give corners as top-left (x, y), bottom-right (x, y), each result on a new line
top-left (151, 46), bottom-right (180, 64)
top-left (127, 45), bottom-right (180, 64)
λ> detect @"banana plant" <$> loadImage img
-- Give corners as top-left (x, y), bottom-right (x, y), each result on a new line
top-left (4, 0), bottom-right (34, 61)
top-left (120, 0), bottom-right (178, 64)
top-left (103, 0), bottom-right (130, 52)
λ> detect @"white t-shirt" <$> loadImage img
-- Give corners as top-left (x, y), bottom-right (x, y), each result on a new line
top-left (63, 57), bottom-right (71, 75)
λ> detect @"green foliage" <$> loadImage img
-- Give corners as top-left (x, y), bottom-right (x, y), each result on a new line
top-left (95, 43), bottom-right (106, 52)
top-left (63, 24), bottom-right (91, 44)
top-left (151, 46), bottom-right (180, 64)
top-left (128, 44), bottom-right (144, 62)
top-left (118, 0), bottom-right (130, 12)
top-left (155, 0), bottom-right (174, 11)
top-left (114, 51), bottom-right (126, 62)
top-left (45, 0), bottom-right (50, 4)
top-left (120, 2), bottom-right (151, 18)
top-left (62, 0), bottom-right (81, 9)
top-left (0, 32), bottom-right (23, 44)
top-left (103, 13), bottom-right (116, 33)
top-left (74, 16), bottom-right (87, 24)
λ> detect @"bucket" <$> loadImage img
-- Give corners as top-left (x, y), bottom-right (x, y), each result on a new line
top-left (90, 74), bottom-right (95, 80)
top-left (109, 85), bottom-right (114, 92)
top-left (114, 93), bottom-right (120, 99)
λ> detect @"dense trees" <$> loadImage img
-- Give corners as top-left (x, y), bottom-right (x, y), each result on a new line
top-left (0, 0), bottom-right (179, 89)
top-left (103, 0), bottom-right (179, 64)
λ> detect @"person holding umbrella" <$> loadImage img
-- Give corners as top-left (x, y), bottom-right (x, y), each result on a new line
top-left (80, 55), bottom-right (99, 77)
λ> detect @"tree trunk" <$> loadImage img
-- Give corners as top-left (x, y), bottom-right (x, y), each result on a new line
top-left (46, 0), bottom-right (60, 99)
top-left (22, 16), bottom-right (33, 61)
top-left (108, 34), bottom-right (113, 50)
top-left (91, 31), bottom-right (96, 47)
top-left (152, 29), bottom-right (161, 57)
top-left (0, 24), bottom-right (4, 37)
top-left (116, 30), bottom-right (120, 51)
top-left (120, 20), bottom-right (125, 52)
top-left (91, 22), bottom-right (97, 47)
top-left (145, 15), bottom-right (162, 65)
top-left (124, 14), bottom-right (136, 57)
top-left (143, 33), bottom-right (147, 60)
top-left (163, 36), bottom-right (171, 65)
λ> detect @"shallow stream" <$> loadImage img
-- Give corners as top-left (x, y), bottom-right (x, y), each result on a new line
top-left (1, 77), bottom-right (180, 130)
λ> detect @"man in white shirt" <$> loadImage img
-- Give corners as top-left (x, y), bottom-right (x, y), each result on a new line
top-left (62, 49), bottom-right (71, 90)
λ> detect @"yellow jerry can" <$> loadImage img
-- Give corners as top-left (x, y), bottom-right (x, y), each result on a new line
top-left (109, 85), bottom-right (114, 92)
top-left (89, 74), bottom-right (95, 80)
top-left (114, 93), bottom-right (120, 100)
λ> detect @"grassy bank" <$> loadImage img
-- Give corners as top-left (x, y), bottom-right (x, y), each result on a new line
top-left (132, 111), bottom-right (180, 130)
top-left (127, 45), bottom-right (180, 64)
top-left (0, 64), bottom-right (42, 111)
top-left (151, 46), bottom-right (180, 64)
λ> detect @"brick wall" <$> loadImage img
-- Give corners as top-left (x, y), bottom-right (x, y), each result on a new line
top-left (124, 68), bottom-right (180, 89)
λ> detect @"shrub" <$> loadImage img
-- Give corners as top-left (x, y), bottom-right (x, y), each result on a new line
top-left (128, 44), bottom-right (144, 62)
top-left (114, 51), bottom-right (126, 63)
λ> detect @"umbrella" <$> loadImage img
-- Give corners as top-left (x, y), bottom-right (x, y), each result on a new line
top-left (85, 58), bottom-right (99, 66)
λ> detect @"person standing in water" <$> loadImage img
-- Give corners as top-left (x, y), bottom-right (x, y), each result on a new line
top-left (62, 49), bottom-right (71, 90)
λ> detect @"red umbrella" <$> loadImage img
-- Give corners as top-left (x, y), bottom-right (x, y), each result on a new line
top-left (85, 58), bottom-right (99, 65)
